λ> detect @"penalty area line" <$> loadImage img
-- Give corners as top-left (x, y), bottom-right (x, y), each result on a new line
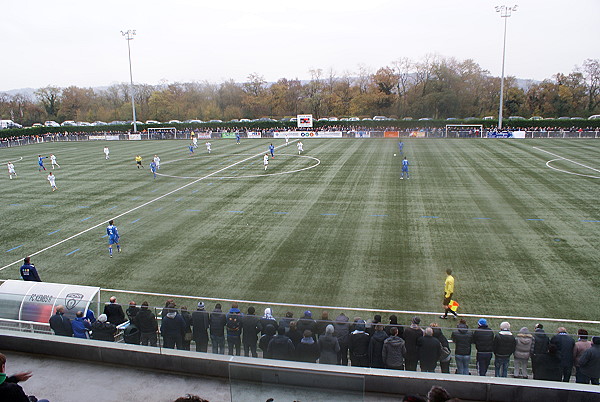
top-left (0, 145), bottom-right (286, 273)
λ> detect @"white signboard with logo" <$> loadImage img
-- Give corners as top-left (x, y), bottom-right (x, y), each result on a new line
top-left (297, 114), bottom-right (313, 128)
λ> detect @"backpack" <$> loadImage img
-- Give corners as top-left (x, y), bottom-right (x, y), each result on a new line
top-left (226, 314), bottom-right (241, 334)
top-left (440, 345), bottom-right (452, 362)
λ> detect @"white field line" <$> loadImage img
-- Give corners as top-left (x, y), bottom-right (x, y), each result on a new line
top-left (0, 142), bottom-right (294, 273)
top-left (102, 287), bottom-right (600, 326)
top-left (546, 159), bottom-right (600, 179)
top-left (534, 146), bottom-right (600, 178)
top-left (0, 156), bottom-right (23, 165)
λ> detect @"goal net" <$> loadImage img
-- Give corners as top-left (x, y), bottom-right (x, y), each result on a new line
top-left (445, 124), bottom-right (483, 138)
top-left (148, 127), bottom-right (177, 139)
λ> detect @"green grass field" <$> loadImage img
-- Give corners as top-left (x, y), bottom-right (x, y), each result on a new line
top-left (1, 138), bottom-right (599, 323)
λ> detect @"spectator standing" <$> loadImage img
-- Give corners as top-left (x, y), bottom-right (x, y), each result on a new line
top-left (431, 322), bottom-right (451, 373)
top-left (318, 324), bottom-right (340, 364)
top-left (551, 327), bottom-right (576, 382)
top-left (577, 336), bottom-right (600, 385)
top-left (49, 305), bottom-right (73, 337)
top-left (493, 322), bottom-right (516, 378)
top-left (19, 257), bottom-right (41, 282)
top-left (268, 327), bottom-right (295, 361)
top-left (259, 324), bottom-right (276, 358)
top-left (71, 310), bottom-right (91, 339)
top-left (136, 301), bottom-right (159, 347)
top-left (532, 323), bottom-right (550, 377)
top-left (242, 306), bottom-right (262, 357)
top-left (278, 312), bottom-right (294, 334)
top-left (209, 303), bottom-right (227, 354)
top-left (349, 320), bottom-right (370, 367)
top-left (190, 302), bottom-right (210, 352)
top-left (287, 320), bottom-right (303, 348)
top-left (417, 327), bottom-right (442, 373)
top-left (403, 316), bottom-right (424, 371)
top-left (0, 353), bottom-right (49, 402)
top-left (366, 314), bottom-right (382, 337)
top-left (513, 327), bottom-right (535, 378)
top-left (472, 318), bottom-right (494, 376)
top-left (297, 311), bottom-right (317, 337)
top-left (573, 329), bottom-right (592, 383)
top-left (226, 303), bottom-right (243, 356)
top-left (180, 306), bottom-right (193, 351)
top-left (90, 314), bottom-right (116, 341)
top-left (382, 326), bottom-right (407, 370)
top-left (334, 312), bottom-right (350, 366)
top-left (385, 315), bottom-right (403, 339)
top-left (533, 343), bottom-right (562, 381)
top-left (103, 296), bottom-right (126, 326)
top-left (296, 330), bottom-right (320, 363)
top-left (451, 320), bottom-right (473, 375)
top-left (368, 324), bottom-right (388, 368)
top-left (126, 301), bottom-right (140, 322)
top-left (161, 304), bottom-right (186, 349)
top-left (260, 308), bottom-right (278, 335)
top-left (314, 311), bottom-right (330, 338)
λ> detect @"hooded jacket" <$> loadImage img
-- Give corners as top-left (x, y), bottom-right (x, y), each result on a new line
top-left (382, 335), bottom-right (407, 368)
top-left (333, 313), bottom-right (350, 344)
top-left (296, 336), bottom-right (320, 363)
top-left (136, 308), bottom-right (159, 333)
top-left (268, 334), bottom-right (295, 361)
top-left (368, 330), bottom-right (389, 368)
top-left (451, 324), bottom-right (473, 356)
top-left (472, 325), bottom-right (494, 353)
top-left (161, 311), bottom-right (186, 337)
top-left (533, 327), bottom-right (550, 355)
top-left (514, 328), bottom-right (535, 360)
top-left (318, 333), bottom-right (340, 364)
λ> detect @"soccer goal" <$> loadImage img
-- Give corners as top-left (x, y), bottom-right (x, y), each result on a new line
top-left (148, 127), bottom-right (177, 139)
top-left (445, 124), bottom-right (483, 138)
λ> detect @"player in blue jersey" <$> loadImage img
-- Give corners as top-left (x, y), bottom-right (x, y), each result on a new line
top-left (401, 157), bottom-right (409, 179)
top-left (189, 143), bottom-right (195, 155)
top-left (38, 155), bottom-right (48, 171)
top-left (149, 161), bottom-right (157, 179)
top-left (236, 133), bottom-right (241, 144)
top-left (269, 143), bottom-right (275, 158)
top-left (398, 142), bottom-right (404, 155)
top-left (106, 220), bottom-right (121, 257)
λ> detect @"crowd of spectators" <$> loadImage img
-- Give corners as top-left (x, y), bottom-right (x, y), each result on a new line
top-left (47, 298), bottom-right (600, 385)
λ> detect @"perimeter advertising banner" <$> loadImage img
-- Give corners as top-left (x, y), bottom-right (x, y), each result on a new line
top-left (247, 132), bottom-right (262, 138)
top-left (353, 131), bottom-right (371, 138)
top-left (297, 114), bottom-right (313, 128)
top-left (384, 131), bottom-right (399, 138)
top-left (221, 132), bottom-right (236, 139)
top-left (89, 135), bottom-right (106, 140)
top-left (128, 134), bottom-right (142, 140)
top-left (106, 135), bottom-right (120, 141)
top-left (194, 132), bottom-right (212, 139)
top-left (273, 131), bottom-right (343, 138)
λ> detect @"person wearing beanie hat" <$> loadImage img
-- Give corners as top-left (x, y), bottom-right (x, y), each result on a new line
top-left (514, 327), bottom-right (534, 378)
top-left (574, 329), bottom-right (592, 383)
top-left (90, 314), bottom-right (117, 342)
top-left (576, 336), bottom-right (600, 384)
top-left (349, 319), bottom-right (370, 367)
top-left (493, 321), bottom-right (516, 377)
top-left (192, 301), bottom-right (210, 352)
top-left (318, 324), bottom-right (340, 365)
top-left (242, 306), bottom-right (262, 358)
top-left (473, 318), bottom-right (494, 376)
top-left (532, 323), bottom-right (550, 377)
top-left (403, 317), bottom-right (423, 371)
top-left (297, 310), bottom-right (316, 339)
top-left (440, 269), bottom-right (458, 319)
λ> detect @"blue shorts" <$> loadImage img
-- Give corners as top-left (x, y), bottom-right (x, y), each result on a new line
top-left (108, 236), bottom-right (119, 245)
top-left (402, 167), bottom-right (408, 172)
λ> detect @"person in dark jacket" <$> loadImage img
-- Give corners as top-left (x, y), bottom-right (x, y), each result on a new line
top-left (417, 327), bottom-right (442, 372)
top-left (431, 323), bottom-right (451, 373)
top-left (242, 306), bottom-right (262, 357)
top-left (297, 311), bottom-right (317, 338)
top-left (314, 311), bottom-right (330, 338)
top-left (349, 319), bottom-right (370, 367)
top-left (103, 296), bottom-right (126, 325)
top-left (366, 314), bottom-right (382, 337)
top-left (550, 327), bottom-right (576, 382)
top-left (161, 304), bottom-right (186, 349)
top-left (383, 326), bottom-right (406, 369)
top-left (493, 321), bottom-right (516, 377)
top-left (532, 323), bottom-right (550, 377)
top-left (403, 316), bottom-right (423, 371)
top-left (209, 303), bottom-right (226, 354)
top-left (49, 305), bottom-right (73, 337)
top-left (135, 301), bottom-right (158, 346)
top-left (267, 326), bottom-right (295, 361)
top-left (368, 324), bottom-right (388, 368)
top-left (287, 320), bottom-right (303, 348)
top-left (472, 318), bottom-right (494, 376)
top-left (126, 300), bottom-right (140, 322)
top-left (226, 303), bottom-right (243, 356)
top-left (191, 301), bottom-right (210, 352)
top-left (259, 324), bottom-right (276, 358)
top-left (318, 324), bottom-right (340, 364)
top-left (180, 306), bottom-right (193, 350)
top-left (71, 310), bottom-right (91, 339)
top-left (90, 314), bottom-right (116, 341)
top-left (385, 315), bottom-right (403, 339)
top-left (0, 353), bottom-right (49, 402)
top-left (260, 307), bottom-right (278, 335)
top-left (533, 343), bottom-right (562, 382)
top-left (451, 319), bottom-right (473, 375)
top-left (334, 312), bottom-right (350, 366)
top-left (278, 312), bottom-right (294, 334)
top-left (577, 336), bottom-right (600, 385)
top-left (19, 256), bottom-right (42, 282)
top-left (296, 330), bottom-right (320, 363)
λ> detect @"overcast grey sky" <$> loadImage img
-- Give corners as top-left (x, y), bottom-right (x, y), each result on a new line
top-left (2, 0), bottom-right (599, 92)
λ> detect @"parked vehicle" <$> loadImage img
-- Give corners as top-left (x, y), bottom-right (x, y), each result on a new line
top-left (92, 121), bottom-right (108, 126)
top-left (168, 120), bottom-right (182, 124)
top-left (61, 120), bottom-right (78, 126)
top-left (145, 120), bottom-right (161, 124)
top-left (373, 116), bottom-right (387, 121)
top-left (589, 115), bottom-right (600, 120)
top-left (44, 120), bottom-right (60, 127)
top-left (0, 120), bottom-right (22, 129)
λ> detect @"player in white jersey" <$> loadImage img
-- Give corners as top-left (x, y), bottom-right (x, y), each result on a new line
top-left (7, 162), bottom-right (17, 179)
top-left (297, 141), bottom-right (304, 154)
top-left (153, 155), bottom-right (160, 170)
top-left (263, 153), bottom-right (269, 171)
top-left (206, 142), bottom-right (211, 154)
top-left (50, 154), bottom-right (60, 169)
top-left (104, 146), bottom-right (110, 160)
top-left (47, 172), bottom-right (57, 191)
top-left (285, 134), bottom-right (289, 146)
top-left (192, 137), bottom-right (198, 148)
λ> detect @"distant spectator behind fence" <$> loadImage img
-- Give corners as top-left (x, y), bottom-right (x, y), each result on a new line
top-left (161, 303), bottom-right (186, 349)
top-left (383, 326), bottom-right (406, 370)
top-left (473, 318), bottom-right (494, 376)
top-left (103, 296), bottom-right (126, 325)
top-left (49, 305), bottom-right (73, 337)
top-left (451, 319), bottom-right (472, 375)
top-left (418, 327), bottom-right (442, 373)
top-left (90, 314), bottom-right (116, 341)
top-left (403, 317), bottom-right (423, 371)
top-left (334, 312), bottom-right (350, 366)
top-left (551, 327), bottom-right (576, 382)
top-left (226, 303), bottom-right (243, 356)
top-left (573, 329), bottom-right (592, 383)
top-left (514, 327), bottom-right (534, 379)
top-left (349, 319), bottom-right (370, 367)
top-left (318, 324), bottom-right (340, 365)
top-left (577, 336), bottom-right (600, 385)
top-left (242, 306), bottom-right (262, 358)
top-left (192, 302), bottom-right (209, 352)
top-left (71, 310), bottom-right (91, 339)
top-left (136, 301), bottom-right (158, 347)
top-left (493, 321), bottom-right (516, 378)
top-left (209, 303), bottom-right (226, 354)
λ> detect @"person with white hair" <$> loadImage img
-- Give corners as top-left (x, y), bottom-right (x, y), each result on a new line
top-left (318, 324), bottom-right (340, 364)
top-left (260, 307), bottom-right (277, 335)
top-left (493, 321), bottom-right (516, 377)
top-left (90, 314), bottom-right (117, 342)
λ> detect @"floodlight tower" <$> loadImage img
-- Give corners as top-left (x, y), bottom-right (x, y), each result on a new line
top-left (121, 29), bottom-right (138, 133)
top-left (495, 5), bottom-right (518, 130)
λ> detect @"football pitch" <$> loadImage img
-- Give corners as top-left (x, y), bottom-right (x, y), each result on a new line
top-left (1, 138), bottom-right (599, 323)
